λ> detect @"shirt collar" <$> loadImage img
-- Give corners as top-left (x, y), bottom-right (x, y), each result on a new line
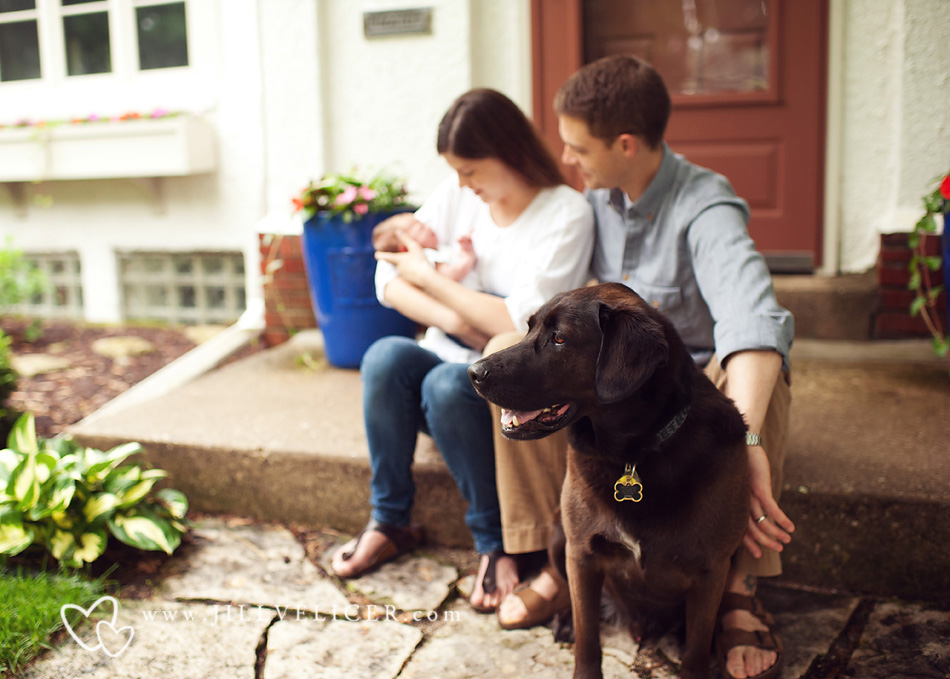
top-left (608, 143), bottom-right (676, 218)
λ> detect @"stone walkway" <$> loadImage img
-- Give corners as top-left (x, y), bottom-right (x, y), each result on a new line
top-left (21, 517), bottom-right (950, 679)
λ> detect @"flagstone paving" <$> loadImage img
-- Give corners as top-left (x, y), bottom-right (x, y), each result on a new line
top-left (21, 517), bottom-right (950, 679)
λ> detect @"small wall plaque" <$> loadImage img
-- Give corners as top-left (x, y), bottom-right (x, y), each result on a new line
top-left (363, 8), bottom-right (432, 37)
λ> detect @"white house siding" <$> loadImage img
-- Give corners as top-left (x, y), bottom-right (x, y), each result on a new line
top-left (0, 0), bottom-right (945, 322)
top-left (837, 0), bottom-right (950, 273)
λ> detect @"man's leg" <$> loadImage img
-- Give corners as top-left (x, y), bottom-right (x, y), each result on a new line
top-left (706, 359), bottom-right (791, 679)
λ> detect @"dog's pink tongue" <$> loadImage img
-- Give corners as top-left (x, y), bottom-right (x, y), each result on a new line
top-left (500, 408), bottom-right (543, 427)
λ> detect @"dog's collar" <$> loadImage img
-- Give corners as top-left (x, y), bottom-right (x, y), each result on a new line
top-left (613, 405), bottom-right (691, 503)
top-left (655, 404), bottom-right (690, 444)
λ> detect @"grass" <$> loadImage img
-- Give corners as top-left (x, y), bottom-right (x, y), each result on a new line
top-left (0, 566), bottom-right (105, 675)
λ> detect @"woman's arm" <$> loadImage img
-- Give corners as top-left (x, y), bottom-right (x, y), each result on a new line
top-left (376, 230), bottom-right (517, 338)
top-left (382, 276), bottom-right (492, 352)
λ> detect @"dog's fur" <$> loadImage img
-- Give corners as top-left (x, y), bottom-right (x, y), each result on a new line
top-left (469, 283), bottom-right (749, 679)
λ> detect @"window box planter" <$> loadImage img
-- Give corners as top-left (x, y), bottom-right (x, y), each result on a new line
top-left (0, 115), bottom-right (215, 182)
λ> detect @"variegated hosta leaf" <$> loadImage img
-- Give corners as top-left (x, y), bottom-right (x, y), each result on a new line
top-left (103, 465), bottom-right (141, 496)
top-left (109, 512), bottom-right (181, 555)
top-left (83, 492), bottom-right (120, 524)
top-left (86, 442), bottom-right (143, 482)
top-left (47, 474), bottom-right (77, 513)
top-left (118, 478), bottom-right (161, 507)
top-left (10, 455), bottom-right (41, 509)
top-left (8, 413), bottom-right (38, 455)
top-left (49, 528), bottom-right (76, 561)
top-left (155, 488), bottom-right (189, 520)
top-left (75, 530), bottom-right (107, 563)
top-left (0, 448), bottom-right (18, 477)
top-left (0, 518), bottom-right (33, 555)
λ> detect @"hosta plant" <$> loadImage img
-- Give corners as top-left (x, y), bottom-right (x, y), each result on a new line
top-left (0, 413), bottom-right (188, 568)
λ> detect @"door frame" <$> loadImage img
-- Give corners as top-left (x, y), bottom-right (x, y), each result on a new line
top-left (530, 0), bottom-right (840, 274)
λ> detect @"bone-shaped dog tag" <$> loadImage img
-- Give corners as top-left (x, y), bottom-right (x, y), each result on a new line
top-left (613, 464), bottom-right (643, 503)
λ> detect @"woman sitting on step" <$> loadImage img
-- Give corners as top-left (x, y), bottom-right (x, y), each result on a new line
top-left (329, 88), bottom-right (594, 612)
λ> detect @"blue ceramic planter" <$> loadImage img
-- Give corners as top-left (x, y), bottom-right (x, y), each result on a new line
top-left (301, 211), bottom-right (417, 368)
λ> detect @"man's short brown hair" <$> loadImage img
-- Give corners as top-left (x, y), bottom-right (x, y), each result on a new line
top-left (554, 55), bottom-right (671, 149)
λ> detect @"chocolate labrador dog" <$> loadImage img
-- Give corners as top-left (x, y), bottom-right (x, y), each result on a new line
top-left (469, 282), bottom-right (749, 679)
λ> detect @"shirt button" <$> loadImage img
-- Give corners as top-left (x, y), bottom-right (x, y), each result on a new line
top-left (647, 213), bottom-right (654, 220)
top-left (653, 300), bottom-right (660, 308)
top-left (623, 274), bottom-right (630, 281)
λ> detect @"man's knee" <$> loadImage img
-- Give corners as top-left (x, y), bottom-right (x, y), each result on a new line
top-left (484, 331), bottom-right (526, 356)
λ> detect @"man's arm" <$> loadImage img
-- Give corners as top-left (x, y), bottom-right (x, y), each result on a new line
top-left (721, 349), bottom-right (795, 557)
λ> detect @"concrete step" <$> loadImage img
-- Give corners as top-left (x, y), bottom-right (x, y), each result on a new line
top-left (773, 272), bottom-right (879, 341)
top-left (68, 330), bottom-right (950, 603)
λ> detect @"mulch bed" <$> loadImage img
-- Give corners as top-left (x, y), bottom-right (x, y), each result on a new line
top-left (2, 318), bottom-right (199, 440)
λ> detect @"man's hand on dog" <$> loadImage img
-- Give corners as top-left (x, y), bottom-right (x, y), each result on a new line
top-left (743, 446), bottom-right (795, 558)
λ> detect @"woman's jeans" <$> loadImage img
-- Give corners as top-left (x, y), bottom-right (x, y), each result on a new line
top-left (361, 335), bottom-right (501, 555)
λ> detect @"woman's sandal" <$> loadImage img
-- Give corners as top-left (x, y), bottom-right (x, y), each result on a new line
top-left (497, 566), bottom-right (571, 630)
top-left (469, 549), bottom-right (508, 613)
top-left (332, 518), bottom-right (424, 579)
top-left (716, 593), bottom-right (784, 679)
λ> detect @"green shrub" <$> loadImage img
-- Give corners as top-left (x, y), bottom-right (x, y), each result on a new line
top-left (0, 414), bottom-right (188, 568)
top-left (0, 332), bottom-right (19, 443)
top-left (0, 243), bottom-right (46, 311)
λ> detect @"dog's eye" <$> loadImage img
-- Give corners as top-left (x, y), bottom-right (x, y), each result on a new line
top-left (553, 332), bottom-right (565, 345)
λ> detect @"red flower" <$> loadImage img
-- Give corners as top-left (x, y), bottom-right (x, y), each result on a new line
top-left (940, 174), bottom-right (950, 200)
top-left (292, 197), bottom-right (304, 212)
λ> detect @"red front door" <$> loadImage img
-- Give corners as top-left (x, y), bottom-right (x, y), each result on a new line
top-left (532, 0), bottom-right (827, 271)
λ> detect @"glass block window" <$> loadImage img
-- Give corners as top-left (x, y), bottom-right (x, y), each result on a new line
top-left (19, 252), bottom-right (84, 318)
top-left (119, 251), bottom-right (245, 325)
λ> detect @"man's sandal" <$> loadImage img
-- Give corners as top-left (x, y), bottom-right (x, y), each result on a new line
top-left (497, 566), bottom-right (571, 630)
top-left (717, 593), bottom-right (784, 679)
top-left (332, 518), bottom-right (424, 579)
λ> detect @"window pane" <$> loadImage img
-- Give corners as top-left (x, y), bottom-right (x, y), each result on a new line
top-left (64, 11), bottom-right (111, 75)
top-left (61, 0), bottom-right (101, 5)
top-left (0, 0), bottom-right (36, 12)
top-left (0, 20), bottom-right (41, 81)
top-left (137, 3), bottom-right (188, 70)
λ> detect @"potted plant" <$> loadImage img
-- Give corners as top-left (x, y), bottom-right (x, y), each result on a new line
top-left (293, 170), bottom-right (418, 368)
top-left (907, 171), bottom-right (950, 358)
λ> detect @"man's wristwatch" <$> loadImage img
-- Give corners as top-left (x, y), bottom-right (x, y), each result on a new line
top-left (745, 431), bottom-right (763, 447)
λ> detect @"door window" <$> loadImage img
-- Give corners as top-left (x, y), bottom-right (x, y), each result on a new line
top-left (584, 0), bottom-right (775, 101)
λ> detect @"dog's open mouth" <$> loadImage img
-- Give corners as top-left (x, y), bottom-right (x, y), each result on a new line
top-left (499, 403), bottom-right (574, 439)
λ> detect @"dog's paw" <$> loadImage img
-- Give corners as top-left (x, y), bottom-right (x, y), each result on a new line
top-left (551, 608), bottom-right (575, 643)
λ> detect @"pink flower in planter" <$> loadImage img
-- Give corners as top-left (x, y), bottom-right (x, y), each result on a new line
top-left (336, 186), bottom-right (358, 205)
top-left (358, 187), bottom-right (378, 201)
top-left (353, 203), bottom-right (369, 215)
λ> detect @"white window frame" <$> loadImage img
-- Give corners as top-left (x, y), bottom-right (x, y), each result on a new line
top-left (0, 0), bottom-right (216, 124)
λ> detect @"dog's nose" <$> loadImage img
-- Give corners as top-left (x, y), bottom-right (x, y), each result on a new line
top-left (468, 360), bottom-right (489, 386)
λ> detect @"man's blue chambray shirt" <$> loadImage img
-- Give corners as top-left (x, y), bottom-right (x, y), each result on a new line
top-left (589, 144), bottom-right (794, 370)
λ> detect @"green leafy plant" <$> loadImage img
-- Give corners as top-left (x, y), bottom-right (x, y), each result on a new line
top-left (908, 172), bottom-right (950, 357)
top-left (292, 169), bottom-right (411, 222)
top-left (0, 413), bottom-right (188, 568)
top-left (0, 241), bottom-right (46, 311)
top-left (0, 332), bottom-right (19, 444)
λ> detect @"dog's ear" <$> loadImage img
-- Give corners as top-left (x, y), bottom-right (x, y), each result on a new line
top-left (595, 304), bottom-right (669, 403)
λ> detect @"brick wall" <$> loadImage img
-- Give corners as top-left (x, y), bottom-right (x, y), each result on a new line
top-left (259, 234), bottom-right (317, 346)
top-left (874, 233), bottom-right (948, 339)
